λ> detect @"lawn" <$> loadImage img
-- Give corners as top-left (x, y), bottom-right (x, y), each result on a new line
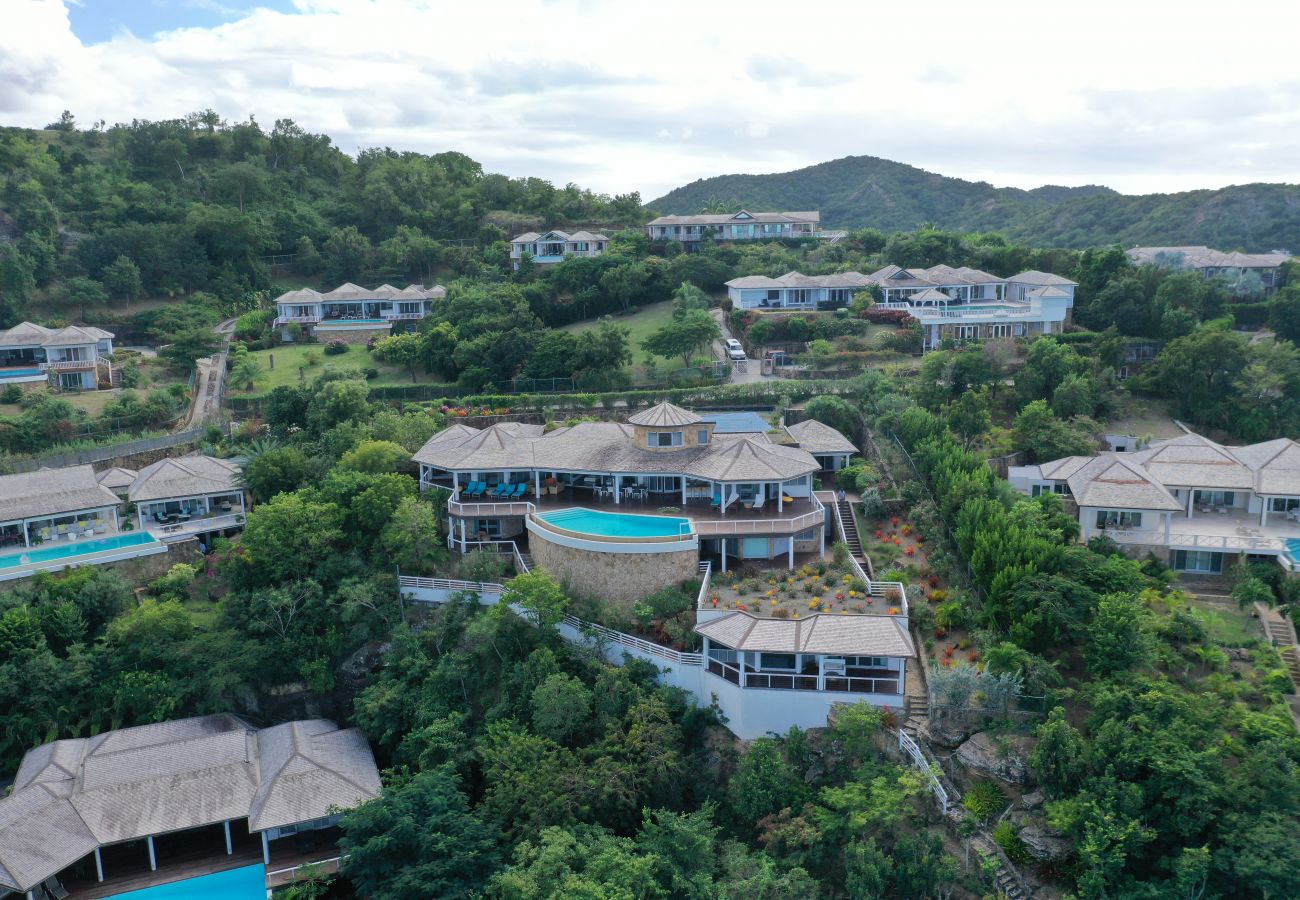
top-left (1106, 397), bottom-right (1185, 441)
top-left (1187, 597), bottom-right (1262, 646)
top-left (230, 343), bottom-right (448, 395)
top-left (561, 300), bottom-right (679, 378)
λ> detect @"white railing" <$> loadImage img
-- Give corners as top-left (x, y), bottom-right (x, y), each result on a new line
top-left (146, 512), bottom-right (246, 537)
top-left (695, 560), bottom-right (712, 610)
top-left (824, 493), bottom-right (909, 615)
top-left (398, 574), bottom-right (505, 595)
top-left (40, 359), bottom-right (95, 370)
top-left (448, 493), bottom-right (536, 518)
top-left (274, 315), bottom-right (320, 325)
top-left (267, 855), bottom-right (346, 883)
top-left (898, 728), bottom-right (949, 813)
top-left (1104, 529), bottom-right (1288, 552)
top-left (563, 613), bottom-right (703, 666)
top-left (386, 312), bottom-right (426, 320)
top-left (694, 507), bottom-right (824, 536)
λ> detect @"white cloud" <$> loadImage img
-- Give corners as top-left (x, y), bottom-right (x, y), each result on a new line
top-left (2, 0), bottom-right (1300, 202)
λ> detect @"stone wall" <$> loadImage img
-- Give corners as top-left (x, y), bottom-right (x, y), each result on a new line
top-left (313, 326), bottom-right (387, 345)
top-left (0, 539), bottom-right (203, 595)
top-left (529, 535), bottom-right (698, 609)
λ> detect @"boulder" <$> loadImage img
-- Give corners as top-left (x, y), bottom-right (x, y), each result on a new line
top-left (953, 730), bottom-right (1036, 786)
top-left (921, 717), bottom-right (979, 749)
top-left (1019, 823), bottom-right (1075, 862)
top-left (1018, 789), bottom-right (1045, 810)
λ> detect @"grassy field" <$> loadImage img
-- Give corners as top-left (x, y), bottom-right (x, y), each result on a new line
top-left (1187, 597), bottom-right (1262, 646)
top-left (561, 300), bottom-right (680, 377)
top-left (230, 343), bottom-right (448, 395)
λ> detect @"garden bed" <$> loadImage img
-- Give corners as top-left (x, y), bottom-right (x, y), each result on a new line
top-left (703, 559), bottom-right (904, 618)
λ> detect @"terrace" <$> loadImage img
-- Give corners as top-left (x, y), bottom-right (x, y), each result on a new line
top-left (1102, 506), bottom-right (1300, 554)
top-left (138, 492), bottom-right (246, 541)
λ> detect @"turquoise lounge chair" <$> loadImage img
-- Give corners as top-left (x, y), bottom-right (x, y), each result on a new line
top-left (508, 483), bottom-right (528, 498)
top-left (489, 483), bottom-right (510, 497)
top-left (466, 482), bottom-right (485, 497)
top-left (709, 493), bottom-right (722, 509)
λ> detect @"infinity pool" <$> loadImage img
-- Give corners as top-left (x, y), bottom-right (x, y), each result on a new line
top-left (0, 368), bottom-right (43, 378)
top-left (109, 864), bottom-right (265, 899)
top-left (539, 508), bottom-right (692, 538)
top-left (0, 531), bottom-right (161, 571)
top-left (319, 318), bottom-right (390, 325)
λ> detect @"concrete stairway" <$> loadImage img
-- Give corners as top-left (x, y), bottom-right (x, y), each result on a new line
top-left (903, 693), bottom-right (929, 737)
top-left (837, 499), bottom-right (864, 558)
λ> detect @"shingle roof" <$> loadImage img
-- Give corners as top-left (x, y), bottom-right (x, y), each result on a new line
top-left (695, 611), bottom-right (915, 656)
top-left (685, 437), bottom-right (820, 482)
top-left (0, 322), bottom-right (113, 348)
top-left (1126, 246), bottom-right (1291, 270)
top-left (785, 419), bottom-right (858, 455)
top-left (127, 456), bottom-right (242, 503)
top-left (627, 401), bottom-right (702, 427)
top-left (647, 210), bottom-right (820, 227)
top-left (95, 467), bottom-right (138, 492)
top-left (0, 715), bottom-right (380, 893)
top-left (1065, 456), bottom-right (1184, 510)
top-left (278, 283), bottom-right (445, 305)
top-left (725, 271), bottom-right (869, 290)
top-left (1128, 434), bottom-right (1254, 489)
top-left (0, 466), bottom-right (123, 523)
top-left (1008, 270), bottom-right (1077, 287)
top-left (866, 265), bottom-right (1002, 290)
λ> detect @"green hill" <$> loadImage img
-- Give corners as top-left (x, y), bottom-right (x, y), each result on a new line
top-left (648, 155), bottom-right (1300, 250)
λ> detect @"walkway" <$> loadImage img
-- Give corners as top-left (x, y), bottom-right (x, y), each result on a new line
top-left (1256, 602), bottom-right (1300, 727)
top-left (711, 309), bottom-right (765, 384)
top-left (176, 318), bottom-right (234, 430)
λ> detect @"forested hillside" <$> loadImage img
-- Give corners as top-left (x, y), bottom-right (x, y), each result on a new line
top-left (649, 154), bottom-right (1300, 250)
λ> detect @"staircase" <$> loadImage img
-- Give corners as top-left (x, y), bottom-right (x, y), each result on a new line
top-left (971, 836), bottom-right (1029, 899)
top-left (517, 551), bottom-right (534, 573)
top-left (837, 499), bottom-right (864, 559)
top-left (904, 693), bottom-right (930, 737)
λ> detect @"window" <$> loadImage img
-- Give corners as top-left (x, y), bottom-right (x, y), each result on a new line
top-left (476, 519), bottom-right (501, 538)
top-left (650, 431), bottom-right (683, 447)
top-left (697, 429), bottom-right (710, 445)
top-left (1171, 549), bottom-right (1223, 573)
top-left (1269, 497), bottom-right (1300, 512)
top-left (846, 656), bottom-right (891, 669)
top-left (1095, 510), bottom-right (1142, 529)
top-left (1194, 490), bottom-right (1235, 507)
top-left (991, 323), bottom-right (1012, 338)
top-left (954, 325), bottom-right (979, 341)
top-left (759, 653), bottom-right (797, 671)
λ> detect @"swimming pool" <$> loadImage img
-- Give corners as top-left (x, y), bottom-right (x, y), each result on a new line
top-left (0, 368), bottom-right (44, 378)
top-left (1287, 538), bottom-right (1300, 555)
top-left (318, 318), bottom-right (391, 326)
top-left (0, 531), bottom-right (161, 571)
top-left (538, 508), bottom-right (693, 538)
top-left (109, 863), bottom-right (266, 899)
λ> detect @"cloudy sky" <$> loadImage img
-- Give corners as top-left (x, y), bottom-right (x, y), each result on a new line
top-left (4, 0), bottom-right (1300, 200)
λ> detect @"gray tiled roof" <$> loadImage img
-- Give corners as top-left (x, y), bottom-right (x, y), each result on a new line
top-left (695, 611), bottom-right (915, 657)
top-left (95, 467), bottom-right (138, 491)
top-left (1007, 270), bottom-right (1078, 287)
top-left (785, 419), bottom-right (858, 455)
top-left (0, 465), bottom-right (122, 523)
top-left (1128, 434), bottom-right (1254, 489)
top-left (277, 283), bottom-right (444, 305)
top-left (413, 418), bottom-right (819, 482)
top-left (127, 455), bottom-right (242, 503)
top-left (0, 715), bottom-right (380, 893)
top-left (1126, 246), bottom-right (1290, 270)
top-left (725, 271), bottom-right (869, 290)
top-left (647, 210), bottom-right (820, 227)
top-left (0, 322), bottom-right (113, 348)
top-left (1065, 456), bottom-right (1184, 510)
top-left (866, 264), bottom-right (1002, 290)
top-left (627, 401), bottom-right (701, 427)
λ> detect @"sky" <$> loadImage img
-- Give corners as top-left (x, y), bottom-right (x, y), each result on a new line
top-left (3, 0), bottom-right (1300, 200)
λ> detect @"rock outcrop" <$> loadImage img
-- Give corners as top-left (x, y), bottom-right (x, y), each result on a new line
top-left (953, 730), bottom-right (1036, 786)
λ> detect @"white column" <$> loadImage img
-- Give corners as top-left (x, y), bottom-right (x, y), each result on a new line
top-left (459, 518), bottom-right (467, 552)
top-left (147, 834), bottom-right (157, 871)
top-left (239, 493), bottom-right (246, 515)
top-left (1164, 513), bottom-right (1171, 542)
top-left (224, 819), bottom-right (232, 854)
top-left (22, 519), bottom-right (30, 547)
top-left (721, 539), bottom-right (727, 573)
top-left (95, 846), bottom-right (104, 881)
top-left (111, 506), bottom-right (119, 533)
top-left (738, 651), bottom-right (746, 687)
top-left (613, 474), bottom-right (621, 504)
top-left (1187, 490), bottom-right (1195, 519)
top-left (534, 471), bottom-right (541, 499)
top-left (262, 831), bottom-right (270, 865)
top-left (777, 483), bottom-right (783, 513)
top-left (788, 538), bottom-right (794, 569)
top-left (819, 520), bottom-right (826, 557)
top-left (681, 477), bottom-right (687, 505)
top-left (452, 471), bottom-right (459, 494)
top-left (1261, 499), bottom-right (1268, 527)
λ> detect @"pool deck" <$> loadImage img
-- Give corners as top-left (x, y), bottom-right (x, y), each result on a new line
top-left (64, 843), bottom-right (342, 898)
top-left (0, 534), bottom-right (168, 582)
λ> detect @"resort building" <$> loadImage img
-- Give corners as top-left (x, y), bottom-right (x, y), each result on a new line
top-left (1009, 431), bottom-right (1300, 574)
top-left (273, 282), bottom-right (446, 343)
top-left (0, 465), bottom-right (141, 566)
top-left (126, 456), bottom-right (247, 543)
top-left (868, 265), bottom-right (1078, 352)
top-left (0, 322), bottom-right (115, 391)
top-left (0, 715), bottom-right (381, 899)
top-left (1126, 245), bottom-right (1291, 293)
top-left (509, 230), bottom-right (610, 268)
top-left (645, 210), bottom-right (822, 250)
top-left (412, 403), bottom-right (864, 595)
top-left (784, 419), bottom-right (858, 471)
top-left (725, 271), bottom-right (872, 310)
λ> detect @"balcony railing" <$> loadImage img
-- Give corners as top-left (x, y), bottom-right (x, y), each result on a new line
top-left (1105, 529), bottom-right (1288, 552)
top-left (275, 314), bottom-right (321, 325)
top-left (705, 658), bottom-right (901, 694)
top-left (40, 359), bottom-right (96, 370)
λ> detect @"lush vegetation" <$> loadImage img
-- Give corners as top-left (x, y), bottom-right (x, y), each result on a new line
top-left (650, 153), bottom-right (1300, 250)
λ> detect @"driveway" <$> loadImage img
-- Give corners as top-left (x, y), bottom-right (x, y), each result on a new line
top-left (176, 318), bottom-right (235, 430)
top-left (711, 308), bottom-right (766, 384)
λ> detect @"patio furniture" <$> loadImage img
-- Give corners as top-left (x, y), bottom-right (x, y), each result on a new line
top-left (709, 493), bottom-right (722, 509)
top-left (1215, 506), bottom-right (1227, 515)
top-left (782, 494), bottom-right (794, 504)
top-left (1287, 509), bottom-right (1300, 523)
top-left (511, 483), bottom-right (528, 498)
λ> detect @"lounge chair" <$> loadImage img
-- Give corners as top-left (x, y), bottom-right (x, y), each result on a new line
top-left (510, 483), bottom-right (528, 498)
top-left (464, 482), bottom-right (484, 497)
top-left (709, 493), bottom-right (722, 509)
top-left (750, 495), bottom-right (766, 511)
top-left (489, 483), bottom-right (510, 497)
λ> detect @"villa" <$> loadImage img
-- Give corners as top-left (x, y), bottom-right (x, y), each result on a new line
top-left (509, 230), bottom-right (610, 268)
top-left (645, 210), bottom-right (822, 249)
top-left (273, 282), bottom-right (446, 343)
top-left (0, 714), bottom-right (380, 900)
top-left (1009, 431), bottom-right (1300, 575)
top-left (411, 403), bottom-right (867, 594)
top-left (0, 456), bottom-right (248, 581)
top-left (1127, 245), bottom-right (1291, 294)
top-left (725, 271), bottom-right (872, 310)
top-left (0, 322), bottom-right (115, 391)
top-left (868, 265), bottom-right (1078, 352)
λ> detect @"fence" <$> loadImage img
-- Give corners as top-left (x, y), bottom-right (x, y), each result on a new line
top-left (898, 728), bottom-right (949, 813)
top-left (561, 614), bottom-right (703, 666)
top-left (0, 424), bottom-right (229, 474)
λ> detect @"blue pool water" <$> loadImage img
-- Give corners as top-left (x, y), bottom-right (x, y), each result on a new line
top-left (319, 318), bottom-right (389, 325)
top-left (0, 531), bottom-right (159, 570)
top-left (540, 508), bottom-right (692, 538)
top-left (109, 864), bottom-right (266, 899)
top-left (0, 368), bottom-right (43, 378)
top-left (1287, 538), bottom-right (1300, 555)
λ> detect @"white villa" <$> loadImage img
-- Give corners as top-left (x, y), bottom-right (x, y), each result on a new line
top-left (0, 455), bottom-right (248, 580)
top-left (725, 271), bottom-right (872, 310)
top-left (0, 715), bottom-right (380, 900)
top-left (509, 230), bottom-right (610, 268)
top-left (868, 265), bottom-right (1078, 352)
top-left (407, 401), bottom-right (917, 737)
top-left (0, 322), bottom-right (115, 391)
top-left (273, 282), bottom-right (446, 343)
top-left (1010, 431), bottom-right (1300, 575)
top-left (1127, 245), bottom-right (1291, 293)
top-left (645, 210), bottom-right (822, 249)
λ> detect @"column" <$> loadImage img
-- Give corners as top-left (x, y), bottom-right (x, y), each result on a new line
top-left (613, 474), bottom-right (621, 504)
top-left (681, 477), bottom-right (687, 505)
top-left (819, 520), bottom-right (826, 557)
top-left (262, 831), bottom-right (270, 866)
top-left (721, 539), bottom-right (727, 573)
top-left (777, 483), bottom-right (783, 514)
top-left (95, 846), bottom-right (104, 882)
top-left (738, 651), bottom-right (746, 687)
top-left (788, 539), bottom-right (794, 569)
top-left (224, 820), bottom-right (232, 854)
top-left (240, 493), bottom-right (246, 515)
top-left (459, 518), bottom-right (467, 552)
top-left (1164, 513), bottom-right (1171, 542)
top-left (452, 471), bottom-right (460, 494)
top-left (111, 506), bottom-right (119, 533)
top-left (1261, 499), bottom-right (1269, 527)
top-left (147, 834), bottom-right (157, 871)
top-left (534, 471), bottom-right (541, 500)
top-left (22, 519), bottom-right (30, 547)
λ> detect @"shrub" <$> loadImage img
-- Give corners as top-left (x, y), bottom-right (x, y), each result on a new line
top-left (303, 350), bottom-right (321, 367)
top-left (962, 780), bottom-right (1006, 823)
top-left (992, 820), bottom-right (1032, 864)
top-left (0, 385), bottom-right (22, 404)
top-left (363, 367), bottom-right (380, 380)
top-left (323, 339), bottom-right (349, 356)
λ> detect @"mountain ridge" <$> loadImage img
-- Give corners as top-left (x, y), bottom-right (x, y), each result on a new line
top-left (648, 154), bottom-right (1300, 251)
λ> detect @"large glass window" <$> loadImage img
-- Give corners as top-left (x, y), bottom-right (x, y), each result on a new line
top-left (759, 653), bottom-right (796, 671)
top-left (1269, 497), bottom-right (1300, 512)
top-left (650, 431), bottom-right (683, 447)
top-left (1171, 549), bottom-right (1223, 573)
top-left (1095, 510), bottom-right (1142, 529)
top-left (1194, 490), bottom-right (1236, 507)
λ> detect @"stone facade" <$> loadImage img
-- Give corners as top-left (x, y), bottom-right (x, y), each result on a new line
top-left (528, 535), bottom-right (699, 609)
top-left (311, 326), bottom-right (389, 345)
